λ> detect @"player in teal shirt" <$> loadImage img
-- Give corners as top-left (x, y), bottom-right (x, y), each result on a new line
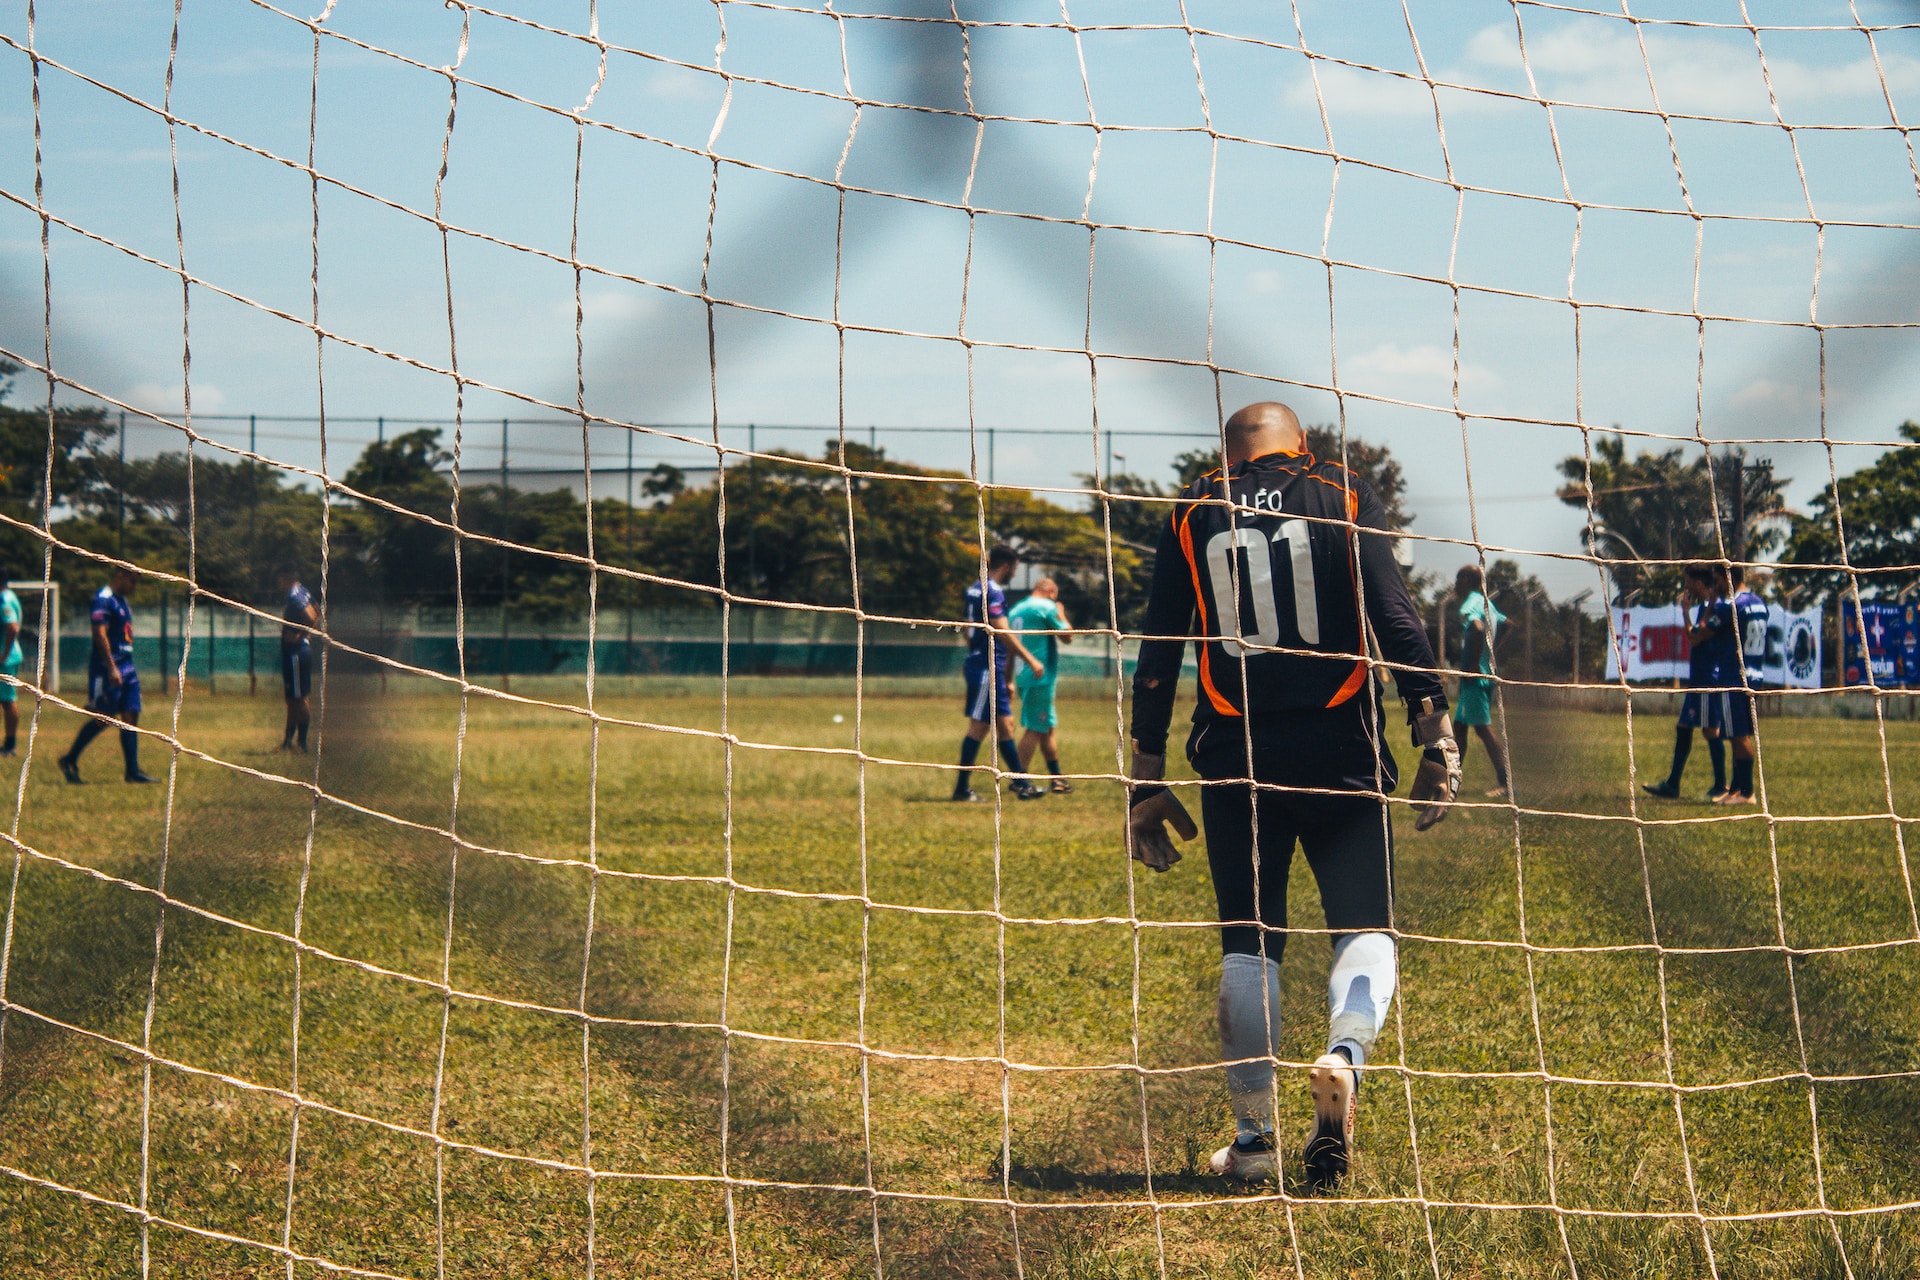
top-left (0, 581), bottom-right (20, 755)
top-left (1452, 564), bottom-right (1511, 799)
top-left (1009, 577), bottom-right (1074, 793)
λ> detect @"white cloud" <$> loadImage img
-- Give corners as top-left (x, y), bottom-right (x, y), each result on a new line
top-left (571, 290), bottom-right (663, 323)
top-left (1281, 22), bottom-right (1920, 123)
top-left (1730, 377), bottom-right (1818, 416)
top-left (645, 66), bottom-right (717, 102)
top-left (1346, 342), bottom-right (1498, 390)
top-left (1282, 61), bottom-right (1439, 120)
top-left (128, 381), bottom-right (226, 414)
top-left (1460, 22), bottom-right (1920, 120)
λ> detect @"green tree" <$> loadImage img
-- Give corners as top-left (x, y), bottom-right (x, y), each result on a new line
top-left (1558, 434), bottom-right (1789, 604)
top-left (1781, 421), bottom-right (1920, 603)
top-left (632, 442), bottom-right (981, 620)
top-left (55, 452), bottom-right (327, 606)
top-left (984, 485), bottom-right (1143, 633)
top-left (0, 358), bottom-right (114, 578)
top-left (339, 428), bottom-right (457, 607)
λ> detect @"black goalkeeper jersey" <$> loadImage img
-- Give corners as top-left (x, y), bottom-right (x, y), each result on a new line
top-left (1129, 450), bottom-right (1445, 757)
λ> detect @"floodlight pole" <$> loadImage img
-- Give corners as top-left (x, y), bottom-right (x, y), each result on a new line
top-left (500, 417), bottom-right (510, 691)
top-left (1567, 588), bottom-right (1593, 684)
top-left (117, 411), bottom-right (126, 556)
top-left (376, 416), bottom-right (387, 694)
top-left (248, 413), bottom-right (256, 696)
top-left (626, 425), bottom-right (635, 676)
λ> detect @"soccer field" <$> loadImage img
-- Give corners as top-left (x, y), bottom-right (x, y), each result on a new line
top-left (2, 684), bottom-right (1917, 1278)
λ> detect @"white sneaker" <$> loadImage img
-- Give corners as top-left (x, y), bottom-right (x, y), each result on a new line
top-left (1208, 1130), bottom-right (1277, 1183)
top-left (1304, 1053), bottom-right (1358, 1193)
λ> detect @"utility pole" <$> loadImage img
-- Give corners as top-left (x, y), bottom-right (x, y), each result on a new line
top-left (1524, 588), bottom-right (1538, 683)
top-left (247, 413), bottom-right (257, 696)
top-left (1728, 451), bottom-right (1745, 566)
top-left (626, 425), bottom-right (634, 676)
top-left (376, 416), bottom-right (387, 694)
top-left (500, 417), bottom-right (510, 691)
top-left (1567, 589), bottom-right (1593, 684)
top-left (117, 412), bottom-right (126, 556)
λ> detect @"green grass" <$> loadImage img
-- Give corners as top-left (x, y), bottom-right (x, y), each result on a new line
top-left (1, 679), bottom-right (1917, 1278)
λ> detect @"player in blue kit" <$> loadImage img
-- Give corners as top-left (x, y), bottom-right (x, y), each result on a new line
top-left (57, 565), bottom-right (155, 784)
top-left (952, 544), bottom-right (1047, 803)
top-left (278, 565), bottom-right (319, 753)
top-left (1720, 567), bottom-right (1769, 805)
top-left (1645, 564), bottom-right (1748, 802)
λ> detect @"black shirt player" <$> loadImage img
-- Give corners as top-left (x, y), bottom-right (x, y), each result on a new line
top-left (1125, 402), bottom-right (1459, 1192)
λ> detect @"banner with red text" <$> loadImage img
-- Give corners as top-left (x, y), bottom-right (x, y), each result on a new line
top-left (1606, 603), bottom-right (1822, 688)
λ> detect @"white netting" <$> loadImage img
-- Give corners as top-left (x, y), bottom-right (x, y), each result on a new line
top-left (1, 2), bottom-right (1917, 1276)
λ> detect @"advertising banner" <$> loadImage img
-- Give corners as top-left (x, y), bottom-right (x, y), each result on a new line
top-left (1842, 600), bottom-right (1918, 688)
top-left (1606, 602), bottom-right (1823, 688)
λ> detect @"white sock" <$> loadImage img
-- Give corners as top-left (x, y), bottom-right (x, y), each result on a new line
top-left (1218, 952), bottom-right (1281, 1138)
top-left (1327, 931), bottom-right (1396, 1077)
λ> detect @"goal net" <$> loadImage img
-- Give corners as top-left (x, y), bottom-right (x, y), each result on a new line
top-left (1, 3), bottom-right (1917, 1277)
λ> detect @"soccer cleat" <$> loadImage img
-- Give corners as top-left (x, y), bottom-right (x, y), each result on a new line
top-left (1208, 1130), bottom-right (1277, 1184)
top-left (1048, 779), bottom-right (1073, 794)
top-left (1304, 1053), bottom-right (1358, 1194)
top-left (125, 770), bottom-right (157, 784)
top-left (57, 755), bottom-right (82, 785)
top-left (1706, 786), bottom-right (1727, 802)
top-left (1713, 790), bottom-right (1755, 806)
top-left (0, 746), bottom-right (14, 758)
top-left (951, 789), bottom-right (986, 803)
top-left (1012, 780), bottom-right (1046, 801)
top-left (1484, 785), bottom-right (1510, 800)
top-left (1641, 780), bottom-right (1680, 800)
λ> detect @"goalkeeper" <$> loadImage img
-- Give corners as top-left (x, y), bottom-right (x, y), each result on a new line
top-left (1126, 402), bottom-right (1457, 1193)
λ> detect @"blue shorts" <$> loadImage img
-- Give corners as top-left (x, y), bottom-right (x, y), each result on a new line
top-left (89, 666), bottom-right (142, 717)
top-left (1678, 688), bottom-right (1753, 738)
top-left (963, 653), bottom-right (1013, 723)
top-left (0, 652), bottom-right (19, 704)
top-left (283, 645), bottom-right (312, 699)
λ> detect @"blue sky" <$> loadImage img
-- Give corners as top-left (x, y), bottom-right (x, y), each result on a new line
top-left (3, 0), bottom-right (1918, 597)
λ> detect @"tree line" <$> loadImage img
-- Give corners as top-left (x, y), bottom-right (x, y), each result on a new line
top-left (3, 362), bottom-right (1914, 679)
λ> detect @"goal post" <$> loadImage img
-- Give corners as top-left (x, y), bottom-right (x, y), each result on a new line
top-left (4, 5), bottom-right (1918, 1277)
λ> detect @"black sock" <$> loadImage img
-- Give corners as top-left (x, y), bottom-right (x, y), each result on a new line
top-left (120, 728), bottom-right (141, 776)
top-left (1, 733), bottom-right (13, 751)
top-left (997, 738), bottom-right (1023, 776)
top-left (1707, 737), bottom-right (1727, 792)
top-left (67, 718), bottom-right (108, 761)
top-left (1045, 756), bottom-right (1061, 775)
top-left (954, 736), bottom-right (982, 795)
top-left (1667, 726), bottom-right (1692, 787)
top-left (1732, 757), bottom-right (1754, 796)
top-left (297, 721), bottom-right (309, 749)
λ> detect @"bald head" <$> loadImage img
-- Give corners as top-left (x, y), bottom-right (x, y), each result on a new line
top-left (1223, 401), bottom-right (1305, 464)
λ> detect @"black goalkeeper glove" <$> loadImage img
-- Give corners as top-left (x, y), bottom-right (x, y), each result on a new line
top-left (1408, 700), bottom-right (1461, 832)
top-left (1126, 746), bottom-right (1197, 873)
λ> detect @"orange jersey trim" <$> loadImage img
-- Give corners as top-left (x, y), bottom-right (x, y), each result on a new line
top-left (1308, 472), bottom-right (1361, 522)
top-left (1324, 660), bottom-right (1368, 708)
top-left (1178, 504), bottom-right (1241, 718)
